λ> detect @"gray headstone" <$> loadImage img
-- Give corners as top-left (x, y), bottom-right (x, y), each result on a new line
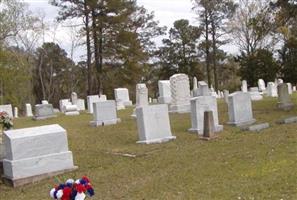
top-left (277, 83), bottom-right (294, 110)
top-left (71, 92), bottom-right (78, 105)
top-left (227, 92), bottom-right (256, 126)
top-left (203, 111), bottom-right (215, 139)
top-left (241, 123), bottom-right (270, 132)
top-left (87, 95), bottom-right (100, 113)
top-left (34, 104), bottom-right (57, 120)
top-left (241, 80), bottom-right (248, 92)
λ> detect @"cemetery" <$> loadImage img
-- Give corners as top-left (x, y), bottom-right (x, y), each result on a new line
top-left (0, 87), bottom-right (297, 199)
top-left (1, 0), bottom-right (297, 199)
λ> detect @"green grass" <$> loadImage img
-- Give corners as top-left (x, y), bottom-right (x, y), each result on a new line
top-left (1, 95), bottom-right (297, 199)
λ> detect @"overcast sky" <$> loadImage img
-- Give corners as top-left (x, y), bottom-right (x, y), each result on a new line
top-left (23, 0), bottom-right (236, 61)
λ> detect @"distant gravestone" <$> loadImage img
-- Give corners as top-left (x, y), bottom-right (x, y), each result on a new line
top-left (71, 92), bottom-right (78, 105)
top-left (2, 124), bottom-right (77, 187)
top-left (132, 84), bottom-right (148, 117)
top-left (41, 100), bottom-right (48, 105)
top-left (158, 80), bottom-right (171, 104)
top-left (277, 79), bottom-right (284, 85)
top-left (293, 86), bottom-right (296, 92)
top-left (116, 100), bottom-right (125, 110)
top-left (25, 104), bottom-right (33, 117)
top-left (87, 95), bottom-right (100, 113)
top-left (114, 88), bottom-right (132, 106)
top-left (64, 105), bottom-right (79, 116)
top-left (193, 77), bottom-right (198, 90)
top-left (136, 104), bottom-right (176, 144)
top-left (287, 83), bottom-right (293, 95)
top-left (277, 83), bottom-right (294, 110)
top-left (59, 99), bottom-right (71, 113)
top-left (90, 100), bottom-right (120, 126)
top-left (194, 81), bottom-right (209, 97)
top-left (227, 92), bottom-right (256, 126)
top-left (267, 82), bottom-right (278, 97)
top-left (0, 104), bottom-right (13, 118)
top-left (14, 107), bottom-right (18, 118)
top-left (249, 87), bottom-right (263, 101)
top-left (169, 73), bottom-right (191, 113)
top-left (223, 90), bottom-right (229, 103)
top-left (33, 104), bottom-right (57, 120)
top-left (241, 80), bottom-right (248, 92)
top-left (76, 99), bottom-right (86, 111)
top-left (188, 96), bottom-right (223, 135)
top-left (258, 79), bottom-right (266, 92)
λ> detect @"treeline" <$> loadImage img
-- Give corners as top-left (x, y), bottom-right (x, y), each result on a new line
top-left (0, 0), bottom-right (297, 111)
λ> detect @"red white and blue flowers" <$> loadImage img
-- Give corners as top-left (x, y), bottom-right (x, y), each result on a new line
top-left (49, 176), bottom-right (95, 200)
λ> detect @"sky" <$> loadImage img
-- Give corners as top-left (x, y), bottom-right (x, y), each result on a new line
top-left (22, 0), bottom-right (236, 61)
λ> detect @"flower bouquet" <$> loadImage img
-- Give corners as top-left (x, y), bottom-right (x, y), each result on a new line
top-left (49, 176), bottom-right (95, 200)
top-left (0, 111), bottom-right (13, 131)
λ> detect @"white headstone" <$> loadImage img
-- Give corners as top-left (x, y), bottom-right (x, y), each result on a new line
top-left (188, 96), bottom-right (223, 135)
top-left (158, 80), bottom-right (172, 104)
top-left (14, 107), bottom-right (18, 118)
top-left (87, 95), bottom-right (100, 113)
top-left (258, 79), bottom-right (266, 92)
top-left (34, 104), bottom-right (57, 120)
top-left (287, 83), bottom-right (293, 95)
top-left (59, 99), bottom-right (71, 113)
top-left (71, 92), bottom-right (78, 105)
top-left (90, 100), bottom-right (120, 126)
top-left (169, 74), bottom-right (191, 113)
top-left (99, 95), bottom-right (107, 101)
top-left (267, 82), bottom-right (278, 97)
top-left (2, 124), bottom-right (76, 186)
top-left (116, 100), bottom-right (125, 110)
top-left (25, 103), bottom-right (33, 117)
top-left (132, 84), bottom-right (149, 117)
top-left (0, 104), bottom-right (13, 118)
top-left (249, 87), bottom-right (263, 101)
top-left (114, 88), bottom-right (132, 106)
top-left (293, 86), bottom-right (296, 92)
top-left (41, 100), bottom-right (49, 105)
top-left (76, 99), bottom-right (86, 111)
top-left (136, 84), bottom-right (148, 107)
top-left (136, 104), bottom-right (176, 144)
top-left (64, 105), bottom-right (79, 116)
top-left (193, 77), bottom-right (198, 90)
top-left (241, 80), bottom-right (248, 92)
top-left (277, 79), bottom-right (283, 85)
top-left (194, 81), bottom-right (210, 97)
top-left (227, 92), bottom-right (256, 126)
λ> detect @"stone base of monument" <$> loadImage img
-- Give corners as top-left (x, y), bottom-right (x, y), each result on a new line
top-left (33, 115), bottom-right (57, 120)
top-left (169, 104), bottom-right (190, 113)
top-left (137, 136), bottom-right (176, 144)
top-left (90, 118), bottom-right (121, 127)
top-left (157, 96), bottom-right (171, 104)
top-left (65, 111), bottom-right (80, 116)
top-left (240, 123), bottom-right (270, 132)
top-left (2, 166), bottom-right (78, 187)
top-left (227, 119), bottom-right (256, 127)
top-left (277, 103), bottom-right (294, 111)
top-left (188, 125), bottom-right (223, 135)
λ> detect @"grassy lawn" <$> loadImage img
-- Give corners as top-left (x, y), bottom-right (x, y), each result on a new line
top-left (1, 95), bottom-right (297, 199)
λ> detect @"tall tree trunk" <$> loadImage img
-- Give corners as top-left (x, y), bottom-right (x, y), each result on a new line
top-left (211, 20), bottom-right (218, 91)
top-left (91, 9), bottom-right (101, 95)
top-left (205, 11), bottom-right (212, 88)
top-left (98, 22), bottom-right (103, 95)
top-left (84, 1), bottom-right (92, 95)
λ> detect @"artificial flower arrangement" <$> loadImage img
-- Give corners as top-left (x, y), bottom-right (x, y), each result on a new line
top-left (0, 111), bottom-right (13, 130)
top-left (49, 176), bottom-right (95, 200)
